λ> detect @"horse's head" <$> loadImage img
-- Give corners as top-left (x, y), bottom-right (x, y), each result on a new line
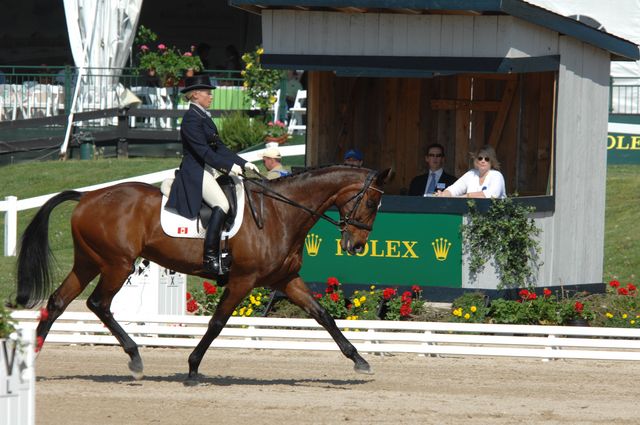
top-left (335, 168), bottom-right (390, 255)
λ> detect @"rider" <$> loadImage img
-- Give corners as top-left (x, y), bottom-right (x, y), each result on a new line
top-left (166, 74), bottom-right (259, 274)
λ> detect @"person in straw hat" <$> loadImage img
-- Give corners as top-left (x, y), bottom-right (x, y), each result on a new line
top-left (261, 145), bottom-right (290, 179)
top-left (166, 74), bottom-right (259, 275)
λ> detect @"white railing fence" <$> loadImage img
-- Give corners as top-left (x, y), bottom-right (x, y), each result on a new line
top-left (0, 144), bottom-right (305, 257)
top-left (11, 311), bottom-right (640, 362)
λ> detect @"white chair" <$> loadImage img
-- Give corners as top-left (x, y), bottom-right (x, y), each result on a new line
top-left (287, 89), bottom-right (307, 134)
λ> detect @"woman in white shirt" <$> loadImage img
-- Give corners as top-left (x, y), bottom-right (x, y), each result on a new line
top-left (435, 145), bottom-right (506, 199)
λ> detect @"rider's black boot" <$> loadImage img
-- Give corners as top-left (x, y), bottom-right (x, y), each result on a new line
top-left (203, 207), bottom-right (231, 275)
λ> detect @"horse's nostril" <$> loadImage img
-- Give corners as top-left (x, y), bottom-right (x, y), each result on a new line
top-left (354, 244), bottom-right (364, 254)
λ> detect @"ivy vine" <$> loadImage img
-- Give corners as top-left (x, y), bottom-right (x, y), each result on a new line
top-left (462, 198), bottom-right (542, 289)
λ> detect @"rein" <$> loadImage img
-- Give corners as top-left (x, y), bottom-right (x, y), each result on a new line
top-left (243, 170), bottom-right (382, 231)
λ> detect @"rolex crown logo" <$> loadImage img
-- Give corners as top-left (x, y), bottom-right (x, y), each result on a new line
top-left (432, 237), bottom-right (451, 261)
top-left (305, 233), bottom-right (322, 256)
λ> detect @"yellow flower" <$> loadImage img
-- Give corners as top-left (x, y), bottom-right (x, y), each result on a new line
top-left (370, 285), bottom-right (376, 290)
top-left (470, 306), bottom-right (477, 312)
top-left (239, 307), bottom-right (246, 315)
top-left (255, 301), bottom-right (261, 306)
top-left (232, 311), bottom-right (238, 316)
top-left (354, 290), bottom-right (359, 294)
top-left (623, 313), bottom-right (628, 319)
top-left (464, 313), bottom-right (471, 320)
top-left (246, 62), bottom-right (253, 69)
top-left (353, 299), bottom-right (361, 308)
top-left (632, 320), bottom-right (636, 325)
top-left (606, 312), bottom-right (614, 318)
top-left (241, 70), bottom-right (246, 76)
top-left (360, 296), bottom-right (366, 303)
top-left (246, 308), bottom-right (253, 316)
top-left (269, 96), bottom-right (276, 104)
top-left (453, 308), bottom-right (462, 317)
top-left (257, 47), bottom-right (264, 55)
top-left (243, 81), bottom-right (249, 88)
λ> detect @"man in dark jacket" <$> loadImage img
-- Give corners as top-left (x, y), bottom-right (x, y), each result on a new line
top-left (166, 75), bottom-right (259, 274)
top-left (408, 143), bottom-right (457, 196)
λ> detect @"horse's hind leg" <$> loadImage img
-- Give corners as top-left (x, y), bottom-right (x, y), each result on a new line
top-left (86, 264), bottom-right (144, 380)
top-left (284, 277), bottom-right (372, 374)
top-left (37, 257), bottom-right (99, 352)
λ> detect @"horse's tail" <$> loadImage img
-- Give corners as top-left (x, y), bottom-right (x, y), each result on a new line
top-left (16, 190), bottom-right (83, 308)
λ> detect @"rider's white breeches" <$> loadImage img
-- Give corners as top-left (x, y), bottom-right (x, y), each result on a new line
top-left (202, 165), bottom-right (230, 213)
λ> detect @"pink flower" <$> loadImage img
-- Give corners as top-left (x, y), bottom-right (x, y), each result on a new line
top-left (140, 45), bottom-right (149, 52)
top-left (183, 52), bottom-right (192, 57)
top-left (157, 43), bottom-right (166, 50)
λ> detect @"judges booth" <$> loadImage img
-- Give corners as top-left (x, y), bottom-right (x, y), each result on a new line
top-left (231, 0), bottom-right (639, 298)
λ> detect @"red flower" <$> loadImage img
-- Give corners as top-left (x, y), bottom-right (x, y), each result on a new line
top-left (330, 293), bottom-right (340, 302)
top-left (399, 303), bottom-right (412, 317)
top-left (383, 288), bottom-right (396, 300)
top-left (186, 299), bottom-right (199, 313)
top-left (627, 283), bottom-right (637, 292)
top-left (401, 291), bottom-right (412, 301)
top-left (609, 280), bottom-right (620, 288)
top-left (203, 281), bottom-right (217, 295)
top-left (543, 288), bottom-right (552, 298)
top-left (411, 285), bottom-right (421, 293)
top-left (618, 287), bottom-right (629, 296)
top-left (39, 308), bottom-right (49, 321)
top-left (186, 292), bottom-right (192, 300)
top-left (325, 287), bottom-right (333, 294)
top-left (327, 277), bottom-right (339, 287)
top-left (574, 301), bottom-right (584, 313)
top-left (518, 289), bottom-right (529, 299)
top-left (527, 292), bottom-right (537, 300)
top-left (313, 292), bottom-right (322, 299)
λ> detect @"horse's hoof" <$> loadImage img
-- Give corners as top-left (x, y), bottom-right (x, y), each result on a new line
top-left (128, 358), bottom-right (144, 381)
top-left (354, 362), bottom-right (373, 375)
top-left (184, 374), bottom-right (200, 387)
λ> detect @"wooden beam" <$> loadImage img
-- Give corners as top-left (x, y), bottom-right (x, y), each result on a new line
top-left (487, 78), bottom-right (518, 149)
top-left (454, 76), bottom-right (472, 176)
top-left (430, 99), bottom-right (501, 111)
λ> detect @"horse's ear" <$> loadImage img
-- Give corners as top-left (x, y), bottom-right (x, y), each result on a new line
top-left (375, 168), bottom-right (391, 186)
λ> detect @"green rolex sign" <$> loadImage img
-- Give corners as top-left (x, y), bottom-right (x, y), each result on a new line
top-left (300, 211), bottom-right (462, 288)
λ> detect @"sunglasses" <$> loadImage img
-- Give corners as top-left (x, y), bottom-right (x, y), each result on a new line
top-left (427, 153), bottom-right (444, 158)
top-left (476, 156), bottom-right (491, 162)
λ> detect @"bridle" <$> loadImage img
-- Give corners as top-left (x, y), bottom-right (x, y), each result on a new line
top-left (243, 169), bottom-right (383, 231)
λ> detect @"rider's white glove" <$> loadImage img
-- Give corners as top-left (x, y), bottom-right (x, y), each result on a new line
top-left (244, 162), bottom-right (259, 174)
top-left (230, 164), bottom-right (243, 175)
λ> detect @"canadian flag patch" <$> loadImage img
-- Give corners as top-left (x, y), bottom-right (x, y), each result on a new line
top-left (177, 227), bottom-right (188, 234)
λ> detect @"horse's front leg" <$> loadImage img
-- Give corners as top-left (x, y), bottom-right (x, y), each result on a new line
top-left (186, 280), bottom-right (253, 385)
top-left (284, 276), bottom-right (372, 374)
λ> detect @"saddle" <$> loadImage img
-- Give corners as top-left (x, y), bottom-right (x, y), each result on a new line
top-left (159, 175), bottom-right (245, 239)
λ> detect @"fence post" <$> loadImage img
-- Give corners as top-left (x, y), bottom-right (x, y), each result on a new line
top-left (3, 196), bottom-right (17, 257)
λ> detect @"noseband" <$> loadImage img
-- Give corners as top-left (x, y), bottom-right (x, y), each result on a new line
top-left (243, 170), bottom-right (383, 232)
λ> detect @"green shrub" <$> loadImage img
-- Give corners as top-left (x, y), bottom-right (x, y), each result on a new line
top-left (218, 111), bottom-right (267, 151)
top-left (0, 303), bottom-right (16, 338)
top-left (451, 292), bottom-right (490, 323)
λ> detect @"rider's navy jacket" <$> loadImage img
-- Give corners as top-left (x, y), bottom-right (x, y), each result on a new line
top-left (166, 104), bottom-right (247, 219)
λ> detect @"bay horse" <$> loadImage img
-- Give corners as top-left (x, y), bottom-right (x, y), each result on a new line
top-left (16, 165), bottom-right (389, 383)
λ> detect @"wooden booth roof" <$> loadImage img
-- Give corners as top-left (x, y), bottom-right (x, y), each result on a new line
top-left (230, 0), bottom-right (639, 61)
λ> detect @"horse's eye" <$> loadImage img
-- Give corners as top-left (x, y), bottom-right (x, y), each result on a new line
top-left (366, 199), bottom-right (377, 209)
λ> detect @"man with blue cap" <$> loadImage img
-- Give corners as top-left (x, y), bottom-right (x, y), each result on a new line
top-left (343, 148), bottom-right (364, 167)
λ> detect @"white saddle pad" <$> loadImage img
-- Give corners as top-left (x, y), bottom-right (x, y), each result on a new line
top-left (160, 178), bottom-right (245, 239)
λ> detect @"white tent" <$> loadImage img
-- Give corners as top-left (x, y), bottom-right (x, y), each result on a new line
top-left (526, 0), bottom-right (640, 78)
top-left (60, 0), bottom-right (143, 155)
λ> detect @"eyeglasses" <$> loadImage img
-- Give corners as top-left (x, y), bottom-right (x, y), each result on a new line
top-left (476, 156), bottom-right (491, 162)
top-left (427, 153), bottom-right (444, 158)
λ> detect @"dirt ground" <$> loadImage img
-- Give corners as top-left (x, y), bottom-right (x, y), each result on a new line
top-left (34, 344), bottom-right (640, 425)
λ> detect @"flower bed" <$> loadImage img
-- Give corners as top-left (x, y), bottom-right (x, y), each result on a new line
top-left (185, 278), bottom-right (639, 328)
